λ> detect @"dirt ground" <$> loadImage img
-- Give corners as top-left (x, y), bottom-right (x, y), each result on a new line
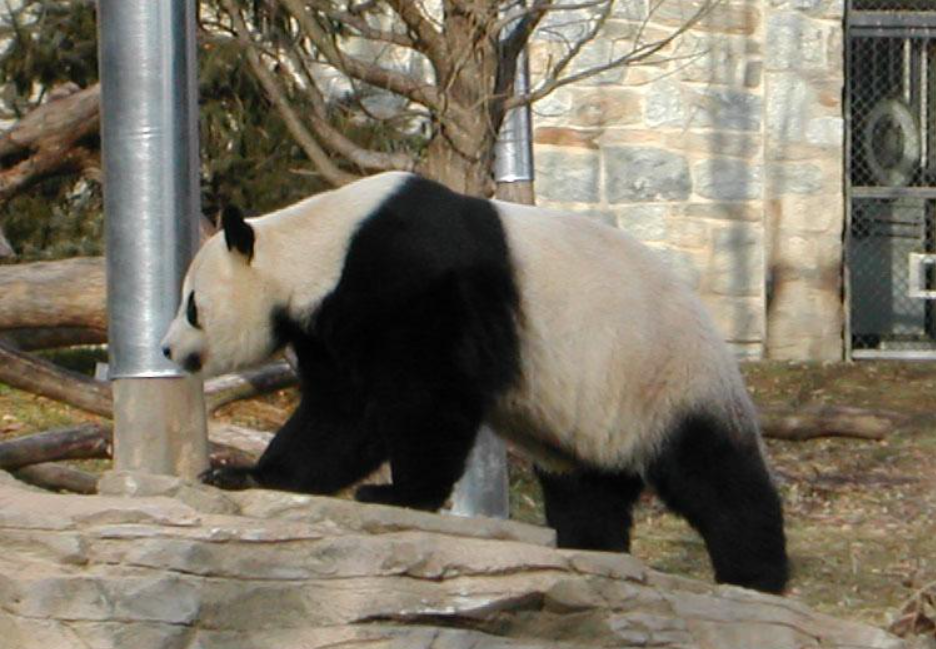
top-left (1, 360), bottom-right (935, 631)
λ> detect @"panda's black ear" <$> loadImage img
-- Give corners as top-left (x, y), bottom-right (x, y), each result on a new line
top-left (221, 205), bottom-right (255, 263)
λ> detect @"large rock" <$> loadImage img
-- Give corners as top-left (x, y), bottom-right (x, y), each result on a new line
top-left (0, 472), bottom-right (913, 649)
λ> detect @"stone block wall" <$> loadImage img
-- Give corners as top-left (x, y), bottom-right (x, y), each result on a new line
top-left (763, 0), bottom-right (845, 360)
top-left (530, 0), bottom-right (846, 360)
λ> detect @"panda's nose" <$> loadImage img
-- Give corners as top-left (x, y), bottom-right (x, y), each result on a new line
top-left (161, 346), bottom-right (172, 360)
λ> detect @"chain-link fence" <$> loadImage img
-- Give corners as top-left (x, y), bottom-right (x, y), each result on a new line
top-left (847, 2), bottom-right (936, 356)
top-left (852, 0), bottom-right (935, 10)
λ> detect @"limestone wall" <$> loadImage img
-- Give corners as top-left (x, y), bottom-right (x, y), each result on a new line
top-left (530, 0), bottom-right (846, 360)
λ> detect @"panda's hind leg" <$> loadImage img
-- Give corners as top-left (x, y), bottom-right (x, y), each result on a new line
top-left (354, 387), bottom-right (483, 512)
top-left (536, 467), bottom-right (645, 552)
top-left (646, 412), bottom-right (789, 594)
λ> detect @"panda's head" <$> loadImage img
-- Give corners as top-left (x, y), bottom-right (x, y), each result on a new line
top-left (161, 205), bottom-right (287, 377)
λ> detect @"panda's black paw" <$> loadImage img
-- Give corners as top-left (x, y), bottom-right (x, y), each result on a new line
top-left (354, 484), bottom-right (444, 511)
top-left (200, 466), bottom-right (259, 491)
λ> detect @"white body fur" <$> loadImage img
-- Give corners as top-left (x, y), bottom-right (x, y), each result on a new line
top-left (490, 201), bottom-right (756, 474)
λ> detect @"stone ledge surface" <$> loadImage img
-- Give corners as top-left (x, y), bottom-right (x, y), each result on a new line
top-left (0, 471), bottom-right (915, 649)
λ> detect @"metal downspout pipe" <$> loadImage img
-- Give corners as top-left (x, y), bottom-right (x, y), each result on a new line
top-left (98, 0), bottom-right (209, 478)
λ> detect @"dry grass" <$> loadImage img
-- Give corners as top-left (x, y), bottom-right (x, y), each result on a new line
top-left (2, 360), bottom-right (935, 630)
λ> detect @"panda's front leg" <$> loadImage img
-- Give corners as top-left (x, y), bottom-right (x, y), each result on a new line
top-left (353, 392), bottom-right (483, 512)
top-left (201, 465), bottom-right (260, 490)
top-left (202, 395), bottom-right (387, 495)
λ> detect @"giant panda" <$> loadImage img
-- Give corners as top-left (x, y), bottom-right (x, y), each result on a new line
top-left (161, 171), bottom-right (788, 593)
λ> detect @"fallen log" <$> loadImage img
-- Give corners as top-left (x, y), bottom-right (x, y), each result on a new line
top-left (0, 422), bottom-right (265, 482)
top-left (0, 257), bottom-right (106, 333)
top-left (13, 462), bottom-right (98, 494)
top-left (0, 340), bottom-right (112, 417)
top-left (0, 83), bottom-right (100, 202)
top-left (204, 360), bottom-right (297, 412)
top-left (0, 422), bottom-right (110, 470)
top-left (0, 326), bottom-right (106, 351)
top-left (760, 404), bottom-right (907, 441)
top-left (0, 334), bottom-right (293, 418)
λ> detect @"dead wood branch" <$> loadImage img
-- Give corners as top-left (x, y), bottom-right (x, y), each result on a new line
top-left (13, 462), bottom-right (98, 494)
top-left (0, 326), bottom-right (106, 351)
top-left (0, 257), bottom-right (106, 333)
top-left (0, 423), bottom-right (263, 492)
top-left (0, 340), bottom-right (112, 417)
top-left (760, 404), bottom-right (908, 441)
top-left (0, 423), bottom-right (111, 470)
top-left (0, 84), bottom-right (100, 202)
top-left (204, 360), bottom-right (297, 412)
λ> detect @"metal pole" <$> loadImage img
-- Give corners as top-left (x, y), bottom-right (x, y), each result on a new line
top-left (98, 0), bottom-right (208, 479)
top-left (450, 29), bottom-right (535, 520)
top-left (494, 47), bottom-right (536, 202)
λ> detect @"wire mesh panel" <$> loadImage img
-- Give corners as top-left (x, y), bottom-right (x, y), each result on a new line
top-left (847, 2), bottom-right (936, 357)
top-left (853, 0), bottom-right (936, 10)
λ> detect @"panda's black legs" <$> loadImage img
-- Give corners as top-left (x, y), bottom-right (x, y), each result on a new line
top-left (536, 467), bottom-right (645, 552)
top-left (646, 413), bottom-right (789, 594)
top-left (354, 391), bottom-right (483, 511)
top-left (203, 394), bottom-right (388, 495)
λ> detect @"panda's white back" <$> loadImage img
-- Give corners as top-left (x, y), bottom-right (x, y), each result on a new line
top-left (490, 201), bottom-right (756, 473)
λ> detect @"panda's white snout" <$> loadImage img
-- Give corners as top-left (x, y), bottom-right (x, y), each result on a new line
top-left (160, 319), bottom-right (206, 374)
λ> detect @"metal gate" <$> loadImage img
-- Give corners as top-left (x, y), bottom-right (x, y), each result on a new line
top-left (847, 0), bottom-right (936, 359)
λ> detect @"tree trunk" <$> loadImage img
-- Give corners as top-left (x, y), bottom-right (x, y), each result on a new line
top-left (0, 257), bottom-right (106, 333)
top-left (418, 133), bottom-right (495, 197)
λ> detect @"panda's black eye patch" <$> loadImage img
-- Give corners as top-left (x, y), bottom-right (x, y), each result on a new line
top-left (186, 292), bottom-right (200, 329)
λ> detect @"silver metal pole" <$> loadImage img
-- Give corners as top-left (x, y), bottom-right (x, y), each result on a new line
top-left (98, 0), bottom-right (208, 478)
top-left (494, 49), bottom-right (535, 186)
top-left (450, 23), bottom-right (535, 520)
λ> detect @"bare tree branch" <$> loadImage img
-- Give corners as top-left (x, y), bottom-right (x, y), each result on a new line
top-left (506, 0), bottom-right (716, 109)
top-left (220, 0), bottom-right (359, 186)
top-left (496, 0), bottom-right (555, 63)
top-left (277, 41), bottom-right (415, 172)
top-left (386, 0), bottom-right (448, 75)
top-left (278, 0), bottom-right (442, 110)
top-left (307, 0), bottom-right (415, 48)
